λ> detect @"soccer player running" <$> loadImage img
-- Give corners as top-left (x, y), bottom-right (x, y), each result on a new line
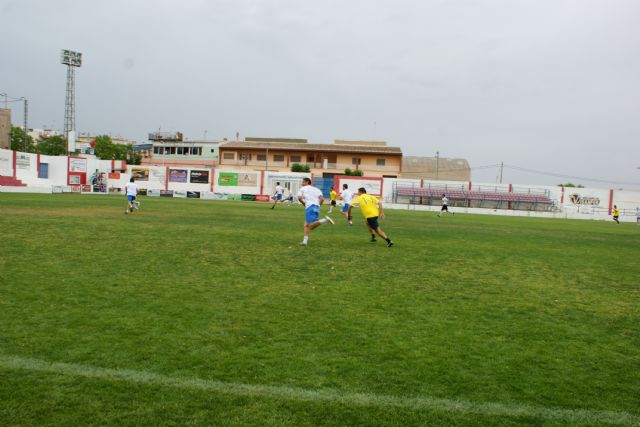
top-left (339, 183), bottom-right (354, 225)
top-left (612, 205), bottom-right (620, 224)
top-left (328, 186), bottom-right (337, 213)
top-left (124, 177), bottom-right (139, 214)
top-left (298, 177), bottom-right (334, 246)
top-left (437, 193), bottom-right (453, 217)
top-left (270, 182), bottom-right (285, 209)
top-left (348, 187), bottom-right (394, 247)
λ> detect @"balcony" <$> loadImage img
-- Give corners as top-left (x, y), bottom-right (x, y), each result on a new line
top-left (219, 159), bottom-right (399, 173)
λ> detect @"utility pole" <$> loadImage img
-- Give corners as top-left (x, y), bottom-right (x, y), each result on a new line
top-left (499, 162), bottom-right (504, 184)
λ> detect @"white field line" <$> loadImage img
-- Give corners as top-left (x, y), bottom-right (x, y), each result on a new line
top-left (1, 354), bottom-right (638, 425)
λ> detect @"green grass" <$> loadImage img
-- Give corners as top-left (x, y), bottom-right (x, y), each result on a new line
top-left (0, 193), bottom-right (639, 426)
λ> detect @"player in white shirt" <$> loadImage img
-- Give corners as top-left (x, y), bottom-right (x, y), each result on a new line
top-left (124, 177), bottom-right (139, 214)
top-left (437, 193), bottom-right (453, 217)
top-left (297, 177), bottom-right (334, 246)
top-left (339, 183), bottom-right (354, 225)
top-left (270, 182), bottom-right (285, 209)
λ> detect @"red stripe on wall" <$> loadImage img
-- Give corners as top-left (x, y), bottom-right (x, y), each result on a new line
top-left (608, 189), bottom-right (614, 215)
top-left (12, 150), bottom-right (17, 178)
top-left (260, 170), bottom-right (264, 195)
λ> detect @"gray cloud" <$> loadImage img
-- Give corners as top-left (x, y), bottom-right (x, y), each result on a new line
top-left (1, 0), bottom-right (639, 187)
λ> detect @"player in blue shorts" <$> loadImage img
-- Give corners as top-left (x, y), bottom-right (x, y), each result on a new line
top-left (339, 183), bottom-right (354, 225)
top-left (124, 177), bottom-right (139, 214)
top-left (297, 177), bottom-right (334, 246)
top-left (270, 182), bottom-right (285, 209)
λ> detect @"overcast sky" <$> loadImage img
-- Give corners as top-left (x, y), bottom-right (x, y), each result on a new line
top-left (1, 0), bottom-right (639, 187)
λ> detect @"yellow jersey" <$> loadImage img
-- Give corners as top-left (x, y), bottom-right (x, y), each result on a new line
top-left (352, 194), bottom-right (380, 218)
top-left (330, 190), bottom-right (337, 201)
top-left (613, 207), bottom-right (620, 216)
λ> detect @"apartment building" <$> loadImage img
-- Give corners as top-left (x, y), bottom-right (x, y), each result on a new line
top-left (218, 138), bottom-right (403, 177)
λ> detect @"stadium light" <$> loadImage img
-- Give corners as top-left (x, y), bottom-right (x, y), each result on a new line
top-left (60, 50), bottom-right (82, 66)
top-left (61, 49), bottom-right (82, 154)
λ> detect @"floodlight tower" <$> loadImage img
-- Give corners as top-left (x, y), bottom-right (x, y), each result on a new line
top-left (61, 49), bottom-right (82, 153)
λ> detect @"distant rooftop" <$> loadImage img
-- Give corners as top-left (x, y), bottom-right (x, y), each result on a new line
top-left (220, 139), bottom-right (402, 155)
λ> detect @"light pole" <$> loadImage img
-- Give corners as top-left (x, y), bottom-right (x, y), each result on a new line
top-left (22, 97), bottom-right (28, 151)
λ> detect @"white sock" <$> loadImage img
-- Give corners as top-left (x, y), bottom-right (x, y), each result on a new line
top-left (303, 236), bottom-right (309, 244)
top-left (318, 218), bottom-right (327, 224)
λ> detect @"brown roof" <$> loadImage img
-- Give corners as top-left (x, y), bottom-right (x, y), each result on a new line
top-left (219, 141), bottom-right (402, 155)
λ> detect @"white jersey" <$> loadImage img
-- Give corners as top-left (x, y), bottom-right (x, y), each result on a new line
top-left (275, 185), bottom-right (283, 195)
top-left (442, 197), bottom-right (448, 205)
top-left (298, 185), bottom-right (323, 208)
top-left (340, 189), bottom-right (354, 204)
top-left (125, 182), bottom-right (138, 196)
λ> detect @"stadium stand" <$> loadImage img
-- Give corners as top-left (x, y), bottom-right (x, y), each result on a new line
top-left (393, 182), bottom-right (554, 211)
top-left (0, 175), bottom-right (27, 187)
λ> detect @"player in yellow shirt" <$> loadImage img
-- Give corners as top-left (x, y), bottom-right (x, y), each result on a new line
top-left (612, 205), bottom-right (620, 224)
top-left (328, 187), bottom-right (337, 213)
top-left (348, 187), bottom-right (394, 247)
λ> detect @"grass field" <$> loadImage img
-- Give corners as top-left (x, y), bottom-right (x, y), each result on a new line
top-left (1, 193), bottom-right (639, 426)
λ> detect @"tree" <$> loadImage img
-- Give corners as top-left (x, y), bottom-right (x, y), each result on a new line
top-left (10, 126), bottom-right (35, 153)
top-left (343, 168), bottom-right (363, 176)
top-left (291, 163), bottom-right (310, 172)
top-left (37, 135), bottom-right (67, 155)
top-left (93, 135), bottom-right (140, 163)
top-left (558, 182), bottom-right (584, 188)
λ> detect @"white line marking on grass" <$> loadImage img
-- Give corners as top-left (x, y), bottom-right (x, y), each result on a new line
top-left (1, 354), bottom-right (637, 425)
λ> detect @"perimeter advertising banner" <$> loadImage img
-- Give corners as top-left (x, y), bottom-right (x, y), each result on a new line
top-left (69, 157), bottom-right (87, 173)
top-left (217, 172), bottom-right (257, 186)
top-left (218, 172), bottom-right (238, 186)
top-left (131, 168), bottom-right (149, 181)
top-left (238, 173), bottom-right (257, 186)
top-left (190, 170), bottom-right (209, 184)
top-left (16, 153), bottom-right (31, 170)
top-left (169, 169), bottom-right (188, 183)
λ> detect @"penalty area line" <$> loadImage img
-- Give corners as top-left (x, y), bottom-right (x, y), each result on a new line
top-left (0, 354), bottom-right (637, 425)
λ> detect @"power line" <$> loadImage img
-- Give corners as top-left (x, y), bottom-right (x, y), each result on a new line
top-left (503, 164), bottom-right (639, 186)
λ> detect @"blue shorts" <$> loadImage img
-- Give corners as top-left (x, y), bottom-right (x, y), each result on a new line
top-left (305, 205), bottom-right (320, 223)
top-left (127, 195), bottom-right (136, 202)
top-left (275, 194), bottom-right (283, 200)
top-left (341, 203), bottom-right (350, 213)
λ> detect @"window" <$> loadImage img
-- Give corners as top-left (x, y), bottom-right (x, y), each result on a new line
top-left (290, 155), bottom-right (301, 162)
top-left (211, 148), bottom-right (215, 153)
top-left (307, 154), bottom-right (315, 162)
top-left (352, 157), bottom-right (361, 165)
top-left (177, 147), bottom-right (183, 155)
top-left (240, 153), bottom-right (252, 160)
top-left (39, 163), bottom-right (49, 179)
top-left (153, 146), bottom-right (159, 154)
top-left (257, 154), bottom-right (267, 161)
top-left (194, 147), bottom-right (202, 156)
top-left (223, 152), bottom-right (235, 160)
top-left (158, 147), bottom-right (165, 155)
top-left (168, 147), bottom-right (176, 155)
top-left (273, 154), bottom-right (284, 162)
top-left (376, 159), bottom-right (386, 166)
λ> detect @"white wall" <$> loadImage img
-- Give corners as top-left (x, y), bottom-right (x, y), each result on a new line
top-left (0, 149), bottom-right (13, 176)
